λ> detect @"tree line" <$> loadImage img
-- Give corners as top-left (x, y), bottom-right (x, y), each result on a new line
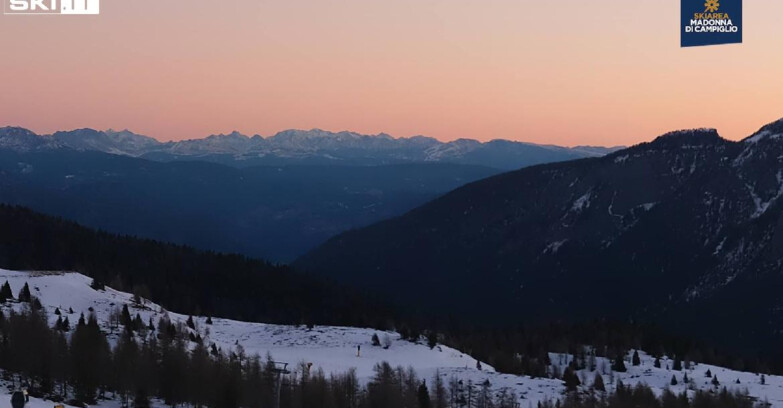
top-left (0, 204), bottom-right (394, 328)
top-left (0, 299), bottom-right (767, 408)
top-left (1, 203), bottom-right (781, 382)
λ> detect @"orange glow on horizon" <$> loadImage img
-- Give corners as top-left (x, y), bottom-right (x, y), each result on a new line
top-left (0, 0), bottom-right (782, 147)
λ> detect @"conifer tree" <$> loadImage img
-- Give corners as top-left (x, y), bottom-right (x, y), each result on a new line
top-left (0, 281), bottom-right (12, 300)
top-left (632, 350), bottom-right (641, 366)
top-left (432, 371), bottom-right (448, 408)
top-left (673, 356), bottom-right (682, 371)
top-left (612, 353), bottom-right (627, 372)
top-left (54, 315), bottom-right (64, 331)
top-left (427, 332), bottom-right (438, 349)
top-left (121, 304), bottom-right (132, 327)
top-left (592, 373), bottom-right (605, 392)
top-left (563, 367), bottom-right (581, 391)
top-left (18, 282), bottom-right (31, 302)
top-left (654, 357), bottom-right (661, 368)
top-left (372, 333), bottom-right (381, 347)
top-left (186, 316), bottom-right (195, 330)
top-left (712, 375), bottom-right (720, 387)
top-left (417, 381), bottom-right (431, 408)
top-left (670, 375), bottom-right (678, 386)
top-left (70, 312), bottom-right (110, 404)
top-left (90, 279), bottom-right (105, 291)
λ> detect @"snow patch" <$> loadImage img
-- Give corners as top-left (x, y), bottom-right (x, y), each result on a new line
top-left (544, 240), bottom-right (568, 254)
top-left (571, 191), bottom-right (592, 212)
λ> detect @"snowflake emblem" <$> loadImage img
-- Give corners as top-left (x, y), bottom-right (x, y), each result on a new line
top-left (704, 0), bottom-right (720, 12)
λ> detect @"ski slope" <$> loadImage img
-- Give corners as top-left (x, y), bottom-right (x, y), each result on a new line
top-left (2, 269), bottom-right (783, 407)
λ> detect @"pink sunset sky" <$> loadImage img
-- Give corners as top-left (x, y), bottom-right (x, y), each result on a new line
top-left (1, 0), bottom-right (781, 146)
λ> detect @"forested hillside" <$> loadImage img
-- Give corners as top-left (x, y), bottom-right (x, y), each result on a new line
top-left (297, 119), bottom-right (783, 355)
top-left (0, 205), bottom-right (392, 327)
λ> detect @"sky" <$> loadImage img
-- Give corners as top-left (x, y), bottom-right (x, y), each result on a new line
top-left (0, 0), bottom-right (782, 146)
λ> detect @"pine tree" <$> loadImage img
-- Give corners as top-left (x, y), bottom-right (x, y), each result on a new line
top-left (90, 279), bottom-right (105, 291)
top-left (632, 350), bottom-right (641, 366)
top-left (563, 367), bottom-right (581, 391)
top-left (133, 314), bottom-right (144, 332)
top-left (592, 373), bottom-right (605, 392)
top-left (148, 318), bottom-right (155, 332)
top-left (683, 372), bottom-right (689, 384)
top-left (206, 316), bottom-right (213, 325)
top-left (654, 357), bottom-right (661, 368)
top-left (121, 305), bottom-right (132, 327)
top-left (761, 374), bottom-right (766, 385)
top-left (670, 375), bottom-right (678, 386)
top-left (62, 316), bottom-right (71, 332)
top-left (70, 312), bottom-right (110, 404)
top-left (705, 369), bottom-right (712, 378)
top-left (712, 375), bottom-right (720, 387)
top-left (673, 356), bottom-right (682, 371)
top-left (417, 381), bottom-right (431, 408)
top-left (399, 326), bottom-right (410, 341)
top-left (54, 316), bottom-right (64, 331)
top-left (18, 282), bottom-right (32, 302)
top-left (0, 281), bottom-right (12, 300)
top-left (427, 332), bottom-right (438, 349)
top-left (186, 316), bottom-right (195, 330)
top-left (54, 307), bottom-right (61, 315)
top-left (432, 371), bottom-right (447, 408)
top-left (612, 353), bottom-right (627, 372)
top-left (372, 333), bottom-right (381, 347)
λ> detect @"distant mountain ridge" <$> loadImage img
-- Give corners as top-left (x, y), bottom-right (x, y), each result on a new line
top-left (0, 126), bottom-right (621, 170)
top-left (296, 117), bottom-right (783, 353)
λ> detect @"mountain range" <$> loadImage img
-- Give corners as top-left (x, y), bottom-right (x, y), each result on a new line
top-left (297, 117), bottom-right (783, 352)
top-left (0, 126), bottom-right (618, 261)
top-left (0, 126), bottom-right (620, 170)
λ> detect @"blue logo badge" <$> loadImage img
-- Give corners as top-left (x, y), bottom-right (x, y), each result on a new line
top-left (681, 0), bottom-right (742, 47)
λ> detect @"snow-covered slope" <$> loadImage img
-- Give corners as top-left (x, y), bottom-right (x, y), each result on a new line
top-left (2, 269), bottom-right (783, 407)
top-left (0, 270), bottom-right (491, 382)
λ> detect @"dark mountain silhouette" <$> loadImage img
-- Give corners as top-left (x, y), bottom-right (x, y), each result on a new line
top-left (0, 145), bottom-right (498, 261)
top-left (297, 118), bottom-right (783, 352)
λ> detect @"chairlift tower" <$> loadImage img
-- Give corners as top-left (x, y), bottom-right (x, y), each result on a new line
top-left (272, 361), bottom-right (290, 408)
